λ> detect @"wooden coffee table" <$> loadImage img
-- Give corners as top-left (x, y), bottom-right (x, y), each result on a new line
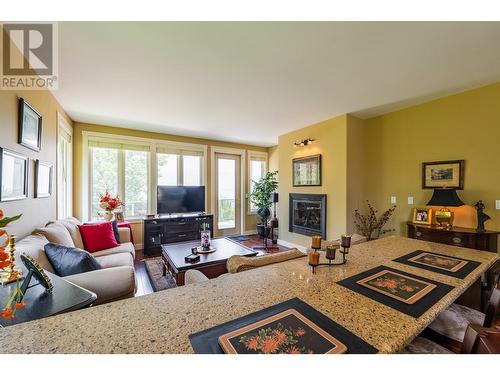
top-left (161, 237), bottom-right (257, 286)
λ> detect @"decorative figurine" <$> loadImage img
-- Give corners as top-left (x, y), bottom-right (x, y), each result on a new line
top-left (200, 222), bottom-right (211, 249)
top-left (475, 200), bottom-right (490, 232)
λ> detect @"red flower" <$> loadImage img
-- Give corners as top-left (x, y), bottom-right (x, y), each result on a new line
top-left (13, 301), bottom-right (26, 309)
top-left (1, 308), bottom-right (14, 319)
top-left (274, 330), bottom-right (287, 345)
top-left (0, 259), bottom-right (12, 269)
top-left (245, 336), bottom-right (260, 351)
top-left (261, 337), bottom-right (279, 353)
top-left (286, 346), bottom-right (302, 354)
top-left (294, 327), bottom-right (306, 337)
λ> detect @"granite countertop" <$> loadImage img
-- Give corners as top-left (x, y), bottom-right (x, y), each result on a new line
top-left (0, 236), bottom-right (497, 354)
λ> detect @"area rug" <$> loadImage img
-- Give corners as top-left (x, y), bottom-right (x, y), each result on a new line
top-left (144, 257), bottom-right (177, 292)
top-left (228, 235), bottom-right (251, 242)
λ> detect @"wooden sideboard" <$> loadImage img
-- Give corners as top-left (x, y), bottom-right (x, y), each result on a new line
top-left (407, 222), bottom-right (499, 310)
top-left (407, 222), bottom-right (499, 253)
top-left (144, 214), bottom-right (214, 255)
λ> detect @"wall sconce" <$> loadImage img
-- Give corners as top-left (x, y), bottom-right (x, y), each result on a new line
top-left (293, 138), bottom-right (314, 147)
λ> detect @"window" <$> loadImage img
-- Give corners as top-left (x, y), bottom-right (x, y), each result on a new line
top-left (157, 152), bottom-right (202, 186)
top-left (57, 115), bottom-right (72, 219)
top-left (85, 133), bottom-right (207, 220)
top-left (124, 150), bottom-right (148, 217)
top-left (90, 147), bottom-right (119, 219)
top-left (88, 136), bottom-right (152, 219)
top-left (157, 154), bottom-right (178, 185)
top-left (248, 152), bottom-right (267, 213)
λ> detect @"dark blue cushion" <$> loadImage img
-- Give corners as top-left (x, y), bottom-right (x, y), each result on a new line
top-left (44, 243), bottom-right (102, 277)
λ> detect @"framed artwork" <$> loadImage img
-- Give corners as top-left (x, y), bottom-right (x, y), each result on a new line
top-left (20, 253), bottom-right (53, 292)
top-left (34, 160), bottom-right (53, 198)
top-left (356, 269), bottom-right (437, 305)
top-left (115, 211), bottom-right (125, 222)
top-left (412, 208), bottom-right (433, 225)
top-left (407, 252), bottom-right (469, 273)
top-left (422, 160), bottom-right (464, 189)
top-left (0, 148), bottom-right (29, 202)
top-left (218, 309), bottom-right (347, 354)
top-left (293, 154), bottom-right (321, 187)
top-left (19, 98), bottom-right (42, 152)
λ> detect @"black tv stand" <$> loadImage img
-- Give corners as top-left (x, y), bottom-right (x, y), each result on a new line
top-left (143, 213), bottom-right (214, 255)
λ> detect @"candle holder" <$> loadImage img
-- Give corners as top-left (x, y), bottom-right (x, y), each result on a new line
top-left (310, 235), bottom-right (352, 274)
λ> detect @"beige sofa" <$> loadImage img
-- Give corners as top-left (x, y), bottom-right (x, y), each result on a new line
top-left (15, 217), bottom-right (137, 305)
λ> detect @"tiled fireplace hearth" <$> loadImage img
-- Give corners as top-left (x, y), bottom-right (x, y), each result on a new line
top-left (289, 193), bottom-right (327, 239)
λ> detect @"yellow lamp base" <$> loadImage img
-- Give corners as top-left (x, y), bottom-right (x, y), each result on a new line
top-left (435, 208), bottom-right (454, 229)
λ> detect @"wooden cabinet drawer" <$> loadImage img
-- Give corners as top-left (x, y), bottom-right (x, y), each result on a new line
top-left (407, 222), bottom-right (498, 252)
top-left (165, 231), bottom-right (198, 243)
top-left (165, 222), bottom-right (198, 233)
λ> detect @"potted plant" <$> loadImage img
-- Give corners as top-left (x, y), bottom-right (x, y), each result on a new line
top-left (250, 171), bottom-right (278, 237)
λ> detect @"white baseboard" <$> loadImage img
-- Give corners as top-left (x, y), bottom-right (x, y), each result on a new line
top-left (277, 239), bottom-right (307, 253)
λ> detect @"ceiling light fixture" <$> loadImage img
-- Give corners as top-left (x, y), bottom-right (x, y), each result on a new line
top-left (293, 138), bottom-right (314, 147)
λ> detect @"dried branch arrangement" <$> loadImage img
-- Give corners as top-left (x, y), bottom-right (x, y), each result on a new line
top-left (353, 200), bottom-right (396, 241)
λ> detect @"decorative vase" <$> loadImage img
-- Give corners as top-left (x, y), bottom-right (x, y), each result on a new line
top-left (104, 211), bottom-right (114, 221)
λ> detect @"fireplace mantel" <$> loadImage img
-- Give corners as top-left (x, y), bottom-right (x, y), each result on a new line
top-left (289, 193), bottom-right (327, 239)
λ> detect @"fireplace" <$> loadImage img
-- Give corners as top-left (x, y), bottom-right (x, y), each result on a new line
top-left (289, 193), bottom-right (327, 239)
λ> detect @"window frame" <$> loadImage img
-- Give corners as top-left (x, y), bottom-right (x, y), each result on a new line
top-left (247, 150), bottom-right (268, 215)
top-left (156, 153), bottom-right (203, 187)
top-left (56, 113), bottom-right (73, 220)
top-left (82, 131), bottom-right (208, 221)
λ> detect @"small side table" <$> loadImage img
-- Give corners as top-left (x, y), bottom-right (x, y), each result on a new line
top-left (0, 271), bottom-right (96, 328)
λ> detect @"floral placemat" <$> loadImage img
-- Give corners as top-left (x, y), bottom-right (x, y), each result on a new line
top-left (337, 266), bottom-right (454, 318)
top-left (392, 250), bottom-right (481, 279)
top-left (189, 298), bottom-right (378, 354)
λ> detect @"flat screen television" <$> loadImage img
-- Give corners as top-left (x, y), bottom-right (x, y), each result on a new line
top-left (157, 186), bottom-right (205, 214)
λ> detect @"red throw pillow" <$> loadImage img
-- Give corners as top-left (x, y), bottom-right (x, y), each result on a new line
top-left (78, 222), bottom-right (118, 253)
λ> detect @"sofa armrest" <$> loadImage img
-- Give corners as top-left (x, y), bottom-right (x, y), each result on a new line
top-left (64, 266), bottom-right (136, 305)
top-left (118, 227), bottom-right (131, 243)
top-left (185, 269), bottom-right (209, 285)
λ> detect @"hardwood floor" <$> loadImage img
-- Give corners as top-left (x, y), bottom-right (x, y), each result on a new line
top-left (134, 250), bottom-right (154, 297)
top-left (133, 234), bottom-right (290, 297)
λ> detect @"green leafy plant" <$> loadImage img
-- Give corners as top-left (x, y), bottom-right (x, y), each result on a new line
top-left (353, 200), bottom-right (396, 241)
top-left (250, 171), bottom-right (278, 224)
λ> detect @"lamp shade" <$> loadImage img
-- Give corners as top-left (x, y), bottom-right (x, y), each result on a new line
top-left (269, 192), bottom-right (279, 203)
top-left (427, 189), bottom-right (464, 207)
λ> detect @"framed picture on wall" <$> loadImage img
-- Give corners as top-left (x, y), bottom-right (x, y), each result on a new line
top-left (0, 148), bottom-right (29, 202)
top-left (422, 160), bottom-right (464, 189)
top-left (412, 208), bottom-right (433, 225)
top-left (293, 154), bottom-right (321, 186)
top-left (19, 98), bottom-right (42, 152)
top-left (34, 160), bottom-right (53, 198)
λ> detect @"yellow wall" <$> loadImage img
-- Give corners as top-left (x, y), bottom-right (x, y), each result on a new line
top-left (72, 122), bottom-right (268, 247)
top-left (268, 145), bottom-right (279, 173)
top-left (0, 90), bottom-right (72, 238)
top-left (346, 114), bottom-right (367, 234)
top-left (364, 82), bottom-right (500, 235)
top-left (278, 115), bottom-right (351, 247)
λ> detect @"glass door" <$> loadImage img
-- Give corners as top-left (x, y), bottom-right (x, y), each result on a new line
top-left (214, 153), bottom-right (241, 237)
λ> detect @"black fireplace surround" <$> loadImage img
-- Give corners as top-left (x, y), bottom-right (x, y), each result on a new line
top-left (289, 193), bottom-right (327, 239)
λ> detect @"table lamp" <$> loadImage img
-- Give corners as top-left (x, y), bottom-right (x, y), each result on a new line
top-left (427, 188), bottom-right (464, 228)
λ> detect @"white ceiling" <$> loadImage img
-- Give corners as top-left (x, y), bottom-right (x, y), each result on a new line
top-left (54, 22), bottom-right (500, 147)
